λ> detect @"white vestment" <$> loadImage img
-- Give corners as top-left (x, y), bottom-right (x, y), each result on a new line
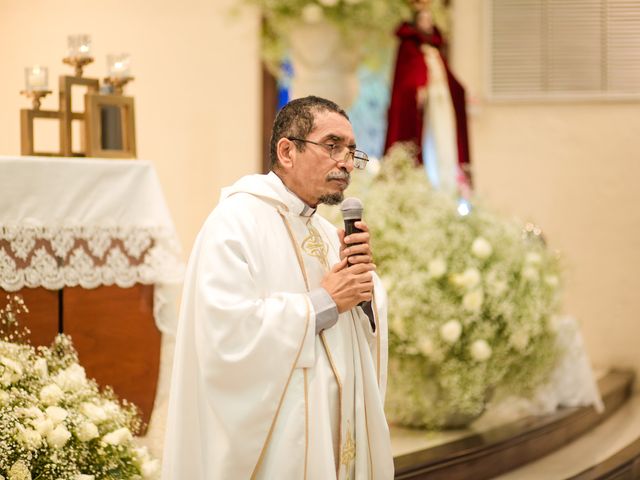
top-left (162, 172), bottom-right (393, 479)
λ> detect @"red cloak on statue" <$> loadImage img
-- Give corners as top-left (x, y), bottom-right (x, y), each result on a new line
top-left (384, 22), bottom-right (471, 181)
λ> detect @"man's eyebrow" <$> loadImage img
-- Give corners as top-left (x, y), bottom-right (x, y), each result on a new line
top-left (321, 134), bottom-right (357, 148)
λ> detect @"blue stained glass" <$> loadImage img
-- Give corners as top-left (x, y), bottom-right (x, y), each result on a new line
top-left (347, 67), bottom-right (391, 160)
top-left (277, 59), bottom-right (293, 110)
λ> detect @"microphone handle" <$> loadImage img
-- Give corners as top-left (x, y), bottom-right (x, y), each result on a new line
top-left (344, 218), bottom-right (363, 238)
top-left (343, 218), bottom-right (372, 325)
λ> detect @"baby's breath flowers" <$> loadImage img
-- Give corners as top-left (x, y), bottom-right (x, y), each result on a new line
top-left (0, 296), bottom-right (159, 479)
top-left (325, 145), bottom-right (562, 429)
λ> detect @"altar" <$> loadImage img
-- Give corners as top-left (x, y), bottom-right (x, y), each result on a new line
top-left (0, 155), bottom-right (184, 429)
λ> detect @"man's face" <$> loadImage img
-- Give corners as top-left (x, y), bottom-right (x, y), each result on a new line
top-left (286, 111), bottom-right (356, 207)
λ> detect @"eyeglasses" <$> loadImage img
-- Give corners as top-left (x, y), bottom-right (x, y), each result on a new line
top-left (287, 137), bottom-right (369, 170)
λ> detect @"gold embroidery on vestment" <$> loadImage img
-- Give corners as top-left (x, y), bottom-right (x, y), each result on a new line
top-left (302, 223), bottom-right (329, 270)
top-left (340, 421), bottom-right (356, 480)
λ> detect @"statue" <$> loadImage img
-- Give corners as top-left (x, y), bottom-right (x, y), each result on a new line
top-left (384, 0), bottom-right (472, 194)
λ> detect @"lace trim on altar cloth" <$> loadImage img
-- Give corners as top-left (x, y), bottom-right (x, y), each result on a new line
top-left (0, 225), bottom-right (184, 292)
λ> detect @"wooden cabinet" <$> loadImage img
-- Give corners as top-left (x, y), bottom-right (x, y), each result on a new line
top-left (2, 285), bottom-right (160, 432)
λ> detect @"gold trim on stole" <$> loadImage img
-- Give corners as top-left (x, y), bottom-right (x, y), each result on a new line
top-left (320, 330), bottom-right (344, 474)
top-left (304, 368), bottom-right (309, 480)
top-left (371, 294), bottom-right (381, 388)
top-left (278, 207), bottom-right (311, 291)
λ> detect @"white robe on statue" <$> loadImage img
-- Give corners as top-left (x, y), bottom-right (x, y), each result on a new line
top-left (162, 172), bottom-right (393, 479)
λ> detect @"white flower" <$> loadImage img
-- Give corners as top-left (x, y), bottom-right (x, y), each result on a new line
top-left (75, 475), bottom-right (95, 480)
top-left (318, 0), bottom-right (339, 6)
top-left (522, 266), bottom-right (539, 281)
top-left (525, 252), bottom-right (542, 265)
top-left (18, 406), bottom-right (43, 420)
top-left (8, 460), bottom-right (31, 480)
top-left (40, 383), bottom-right (64, 405)
top-left (102, 400), bottom-right (120, 419)
top-left (0, 389), bottom-right (9, 405)
top-left (53, 363), bottom-right (87, 392)
top-left (471, 237), bottom-right (493, 259)
top-left (45, 406), bottom-right (68, 425)
top-left (301, 3), bottom-right (323, 23)
top-left (32, 417), bottom-right (54, 436)
top-left (545, 275), bottom-right (559, 287)
top-left (46, 424), bottom-right (71, 449)
top-left (427, 258), bottom-right (447, 278)
top-left (141, 459), bottom-right (160, 478)
top-left (17, 425), bottom-right (42, 450)
top-left (451, 268), bottom-right (481, 289)
top-left (0, 356), bottom-right (23, 386)
top-left (134, 445), bottom-right (151, 461)
top-left (77, 421), bottom-right (100, 442)
top-left (509, 331), bottom-right (529, 351)
top-left (81, 402), bottom-right (108, 423)
top-left (462, 289), bottom-right (484, 312)
top-left (34, 358), bottom-right (48, 379)
top-left (102, 427), bottom-right (133, 446)
top-left (440, 320), bottom-right (462, 344)
top-left (417, 336), bottom-right (434, 356)
top-left (470, 339), bottom-right (492, 361)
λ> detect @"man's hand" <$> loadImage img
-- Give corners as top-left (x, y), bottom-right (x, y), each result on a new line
top-left (338, 220), bottom-right (373, 266)
top-left (321, 258), bottom-right (375, 313)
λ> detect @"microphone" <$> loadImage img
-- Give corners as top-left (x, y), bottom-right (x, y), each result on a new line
top-left (340, 198), bottom-right (375, 331)
top-left (340, 197), bottom-right (364, 249)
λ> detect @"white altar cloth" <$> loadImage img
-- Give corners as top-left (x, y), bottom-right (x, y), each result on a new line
top-left (0, 155), bottom-right (184, 333)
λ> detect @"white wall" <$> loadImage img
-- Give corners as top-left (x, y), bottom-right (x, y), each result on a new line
top-left (0, 0), bottom-right (262, 255)
top-left (451, 0), bottom-right (640, 375)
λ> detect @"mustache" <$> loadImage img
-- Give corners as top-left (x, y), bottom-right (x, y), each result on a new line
top-left (326, 171), bottom-right (351, 184)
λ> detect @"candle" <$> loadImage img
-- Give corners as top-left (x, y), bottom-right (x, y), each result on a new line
top-left (68, 34), bottom-right (92, 58)
top-left (107, 54), bottom-right (131, 78)
top-left (24, 66), bottom-right (48, 91)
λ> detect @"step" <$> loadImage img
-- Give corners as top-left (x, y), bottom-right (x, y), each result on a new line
top-left (496, 393), bottom-right (640, 479)
top-left (391, 370), bottom-right (634, 480)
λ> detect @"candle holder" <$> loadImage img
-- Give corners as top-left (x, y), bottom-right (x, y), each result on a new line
top-left (62, 55), bottom-right (94, 77)
top-left (20, 89), bottom-right (53, 110)
top-left (103, 76), bottom-right (135, 95)
top-left (64, 34), bottom-right (93, 76)
top-left (19, 35), bottom-right (137, 158)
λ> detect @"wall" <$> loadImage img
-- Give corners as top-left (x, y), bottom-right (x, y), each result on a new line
top-left (0, 0), bottom-right (262, 255)
top-left (451, 0), bottom-right (640, 375)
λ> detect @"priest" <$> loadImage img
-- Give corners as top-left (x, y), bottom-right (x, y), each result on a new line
top-left (162, 96), bottom-right (393, 479)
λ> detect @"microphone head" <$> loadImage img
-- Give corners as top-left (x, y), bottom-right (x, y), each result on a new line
top-left (340, 197), bottom-right (363, 221)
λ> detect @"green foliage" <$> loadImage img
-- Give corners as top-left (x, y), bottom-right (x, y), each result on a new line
top-left (241, 0), bottom-right (415, 75)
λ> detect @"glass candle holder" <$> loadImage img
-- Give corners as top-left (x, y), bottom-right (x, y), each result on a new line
top-left (107, 54), bottom-right (131, 79)
top-left (24, 66), bottom-right (48, 91)
top-left (68, 34), bottom-right (92, 58)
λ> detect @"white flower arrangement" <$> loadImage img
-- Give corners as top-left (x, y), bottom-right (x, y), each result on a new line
top-left (323, 145), bottom-right (562, 429)
top-left (0, 296), bottom-right (158, 480)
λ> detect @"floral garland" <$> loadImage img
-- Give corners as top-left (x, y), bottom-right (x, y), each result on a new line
top-left (323, 145), bottom-right (562, 429)
top-left (0, 296), bottom-right (158, 480)
top-left (240, 0), bottom-right (453, 75)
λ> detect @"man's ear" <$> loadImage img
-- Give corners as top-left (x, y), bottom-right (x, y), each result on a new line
top-left (276, 138), bottom-right (295, 170)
